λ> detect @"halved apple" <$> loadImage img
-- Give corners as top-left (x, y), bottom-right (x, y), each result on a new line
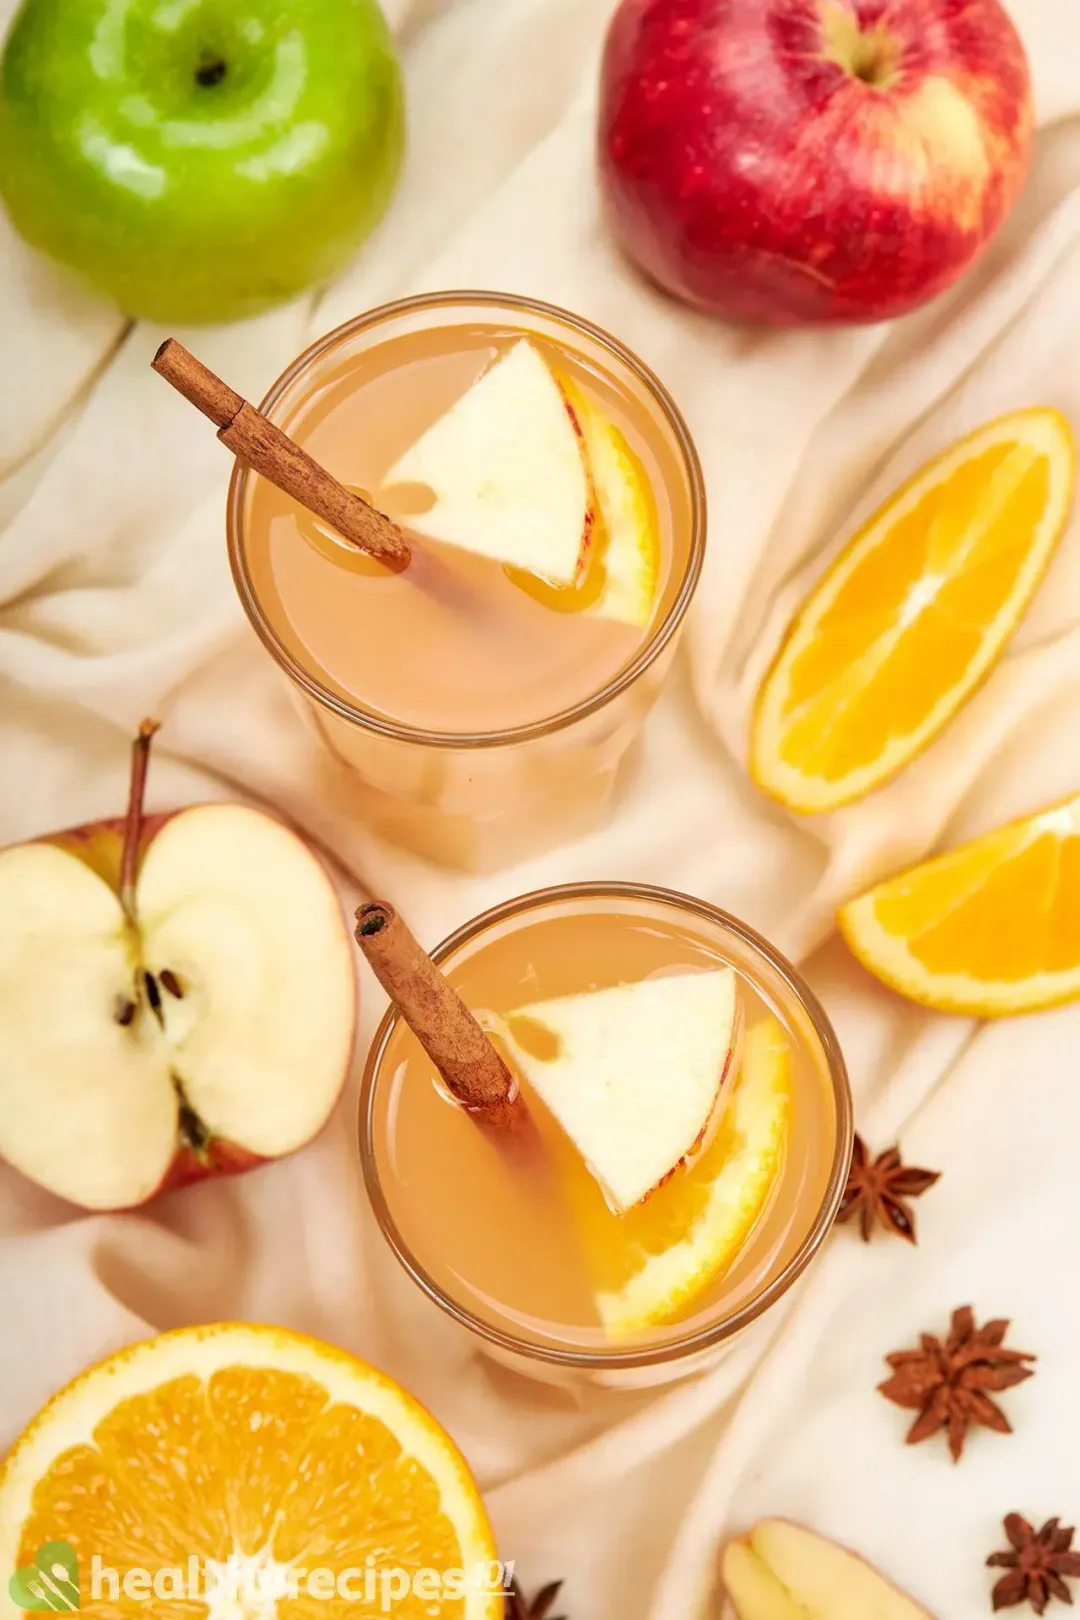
top-left (505, 968), bottom-right (738, 1213)
top-left (382, 338), bottom-right (596, 584)
top-left (723, 1520), bottom-right (934, 1620)
top-left (0, 725), bottom-right (356, 1210)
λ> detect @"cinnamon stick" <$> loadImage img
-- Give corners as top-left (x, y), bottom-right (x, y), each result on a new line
top-left (152, 339), bottom-right (410, 568)
top-left (355, 902), bottom-right (539, 1154)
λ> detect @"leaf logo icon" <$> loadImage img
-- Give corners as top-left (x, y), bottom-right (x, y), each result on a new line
top-left (8, 1542), bottom-right (80, 1610)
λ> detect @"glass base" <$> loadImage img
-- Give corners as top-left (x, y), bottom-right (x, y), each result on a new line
top-left (300, 676), bottom-right (658, 873)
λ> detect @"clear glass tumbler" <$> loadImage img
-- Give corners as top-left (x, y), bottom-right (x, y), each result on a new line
top-left (359, 882), bottom-right (853, 1391)
top-left (227, 293), bottom-right (705, 872)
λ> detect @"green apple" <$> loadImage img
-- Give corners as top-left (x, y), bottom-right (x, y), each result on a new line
top-left (0, 0), bottom-right (405, 324)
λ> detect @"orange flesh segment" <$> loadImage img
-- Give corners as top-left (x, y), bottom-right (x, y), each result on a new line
top-left (878, 825), bottom-right (1077, 981)
top-left (782, 447), bottom-right (1045, 780)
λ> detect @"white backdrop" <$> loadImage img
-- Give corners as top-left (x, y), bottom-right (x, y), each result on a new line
top-left (1, 2), bottom-right (1079, 1615)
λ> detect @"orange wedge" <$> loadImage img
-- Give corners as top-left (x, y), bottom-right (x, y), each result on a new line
top-left (571, 383), bottom-right (660, 630)
top-left (839, 794), bottom-right (1080, 1016)
top-left (752, 410), bottom-right (1076, 813)
top-left (509, 377), bottom-right (660, 628)
top-left (0, 1324), bottom-right (500, 1620)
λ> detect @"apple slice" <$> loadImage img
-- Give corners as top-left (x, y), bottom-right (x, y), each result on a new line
top-left (382, 338), bottom-right (596, 584)
top-left (723, 1520), bottom-right (934, 1620)
top-left (563, 377), bottom-right (661, 629)
top-left (0, 725), bottom-right (356, 1211)
top-left (504, 968), bottom-right (737, 1213)
top-left (723, 1540), bottom-right (803, 1620)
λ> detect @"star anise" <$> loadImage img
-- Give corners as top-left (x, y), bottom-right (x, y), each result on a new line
top-left (505, 1578), bottom-right (567, 1620)
top-left (878, 1306), bottom-right (1036, 1462)
top-left (988, 1514), bottom-right (1080, 1613)
top-left (837, 1133), bottom-right (940, 1242)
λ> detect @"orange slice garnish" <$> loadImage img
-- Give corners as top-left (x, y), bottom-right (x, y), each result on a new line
top-left (545, 1017), bottom-right (792, 1338)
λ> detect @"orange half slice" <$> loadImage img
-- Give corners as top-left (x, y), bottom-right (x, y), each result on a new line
top-left (0, 1324), bottom-right (500, 1620)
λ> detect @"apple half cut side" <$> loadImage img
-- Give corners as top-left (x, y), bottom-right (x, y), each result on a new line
top-left (381, 338), bottom-right (596, 585)
top-left (504, 968), bottom-right (738, 1213)
top-left (0, 735), bottom-right (355, 1211)
top-left (723, 1519), bottom-right (934, 1620)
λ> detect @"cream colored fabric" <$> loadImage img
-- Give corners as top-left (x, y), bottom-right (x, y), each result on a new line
top-left (2, 1), bottom-right (1079, 1614)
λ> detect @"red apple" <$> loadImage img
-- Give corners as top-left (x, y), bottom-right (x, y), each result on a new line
top-left (598, 0), bottom-right (1034, 326)
top-left (0, 722), bottom-right (356, 1210)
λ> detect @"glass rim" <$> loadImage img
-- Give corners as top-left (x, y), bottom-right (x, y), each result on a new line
top-left (226, 289), bottom-right (707, 750)
top-left (358, 880), bottom-right (854, 1372)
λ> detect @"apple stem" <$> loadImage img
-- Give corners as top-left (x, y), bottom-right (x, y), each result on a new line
top-left (119, 719), bottom-right (161, 927)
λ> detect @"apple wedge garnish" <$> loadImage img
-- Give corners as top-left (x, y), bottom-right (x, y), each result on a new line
top-left (723, 1520), bottom-right (935, 1620)
top-left (0, 722), bottom-right (356, 1211)
top-left (382, 338), bottom-right (596, 584)
top-left (504, 968), bottom-right (738, 1213)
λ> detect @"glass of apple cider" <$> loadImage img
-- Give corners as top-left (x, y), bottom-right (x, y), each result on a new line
top-left (359, 883), bottom-right (852, 1390)
top-left (227, 292), bottom-right (704, 872)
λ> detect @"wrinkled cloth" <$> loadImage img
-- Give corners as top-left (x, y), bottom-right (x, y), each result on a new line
top-left (2, 2), bottom-right (1079, 1615)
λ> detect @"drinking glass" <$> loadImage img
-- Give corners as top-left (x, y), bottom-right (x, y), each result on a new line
top-left (227, 293), bottom-right (705, 871)
top-left (359, 882), bottom-right (853, 1391)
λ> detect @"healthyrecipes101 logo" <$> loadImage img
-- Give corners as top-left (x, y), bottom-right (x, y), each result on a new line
top-left (9, 1541), bottom-right (516, 1613)
top-left (9, 1543), bottom-right (80, 1611)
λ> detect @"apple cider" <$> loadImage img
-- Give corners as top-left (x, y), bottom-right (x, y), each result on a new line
top-left (361, 885), bottom-right (852, 1386)
top-left (229, 294), bottom-right (704, 869)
